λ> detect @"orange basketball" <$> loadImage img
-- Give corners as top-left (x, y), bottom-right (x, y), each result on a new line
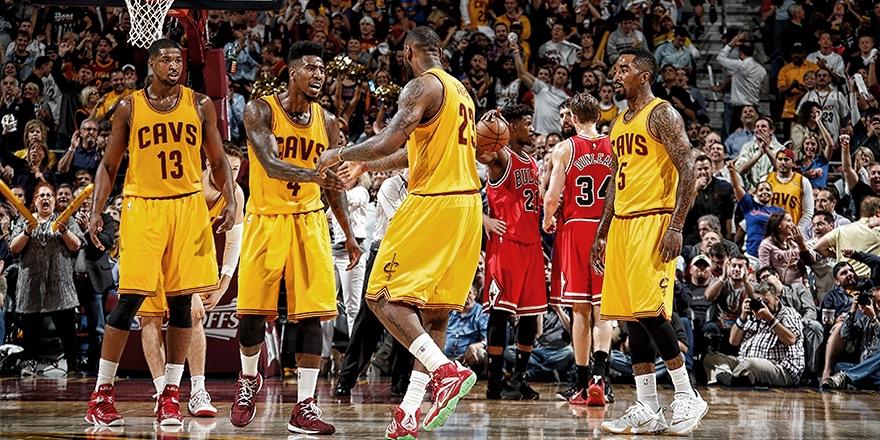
top-left (476, 116), bottom-right (510, 153)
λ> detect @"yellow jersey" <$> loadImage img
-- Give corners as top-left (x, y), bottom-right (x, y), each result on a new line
top-left (406, 68), bottom-right (481, 196)
top-left (599, 102), bottom-right (620, 125)
top-left (467, 0), bottom-right (490, 28)
top-left (609, 97), bottom-right (678, 217)
top-left (124, 86), bottom-right (203, 198)
top-left (767, 171), bottom-right (804, 224)
top-left (247, 96), bottom-right (327, 215)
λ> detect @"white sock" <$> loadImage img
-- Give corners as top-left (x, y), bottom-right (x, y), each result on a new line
top-left (191, 375), bottom-right (205, 394)
top-left (297, 368), bottom-right (319, 402)
top-left (399, 371), bottom-right (430, 415)
top-left (669, 364), bottom-right (696, 398)
top-left (241, 351), bottom-right (260, 377)
top-left (153, 375), bottom-right (166, 394)
top-left (164, 363), bottom-right (185, 388)
top-left (95, 359), bottom-right (118, 391)
top-left (635, 373), bottom-right (660, 412)
top-left (407, 334), bottom-right (449, 372)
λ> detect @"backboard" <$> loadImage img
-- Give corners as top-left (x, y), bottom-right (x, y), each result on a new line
top-left (35, 0), bottom-right (284, 10)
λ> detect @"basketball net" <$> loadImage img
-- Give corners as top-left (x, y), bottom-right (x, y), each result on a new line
top-left (125, 0), bottom-right (176, 48)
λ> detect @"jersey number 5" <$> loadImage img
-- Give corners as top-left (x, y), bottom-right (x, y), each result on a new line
top-left (575, 175), bottom-right (611, 207)
top-left (158, 150), bottom-right (183, 179)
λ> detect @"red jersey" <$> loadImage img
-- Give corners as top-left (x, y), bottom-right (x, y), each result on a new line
top-left (562, 134), bottom-right (614, 221)
top-left (487, 148), bottom-right (541, 244)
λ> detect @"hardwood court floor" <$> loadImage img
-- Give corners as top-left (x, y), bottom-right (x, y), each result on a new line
top-left (1, 377), bottom-right (880, 439)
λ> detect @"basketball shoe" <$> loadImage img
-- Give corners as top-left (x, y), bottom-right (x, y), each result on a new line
top-left (422, 361), bottom-right (476, 431)
top-left (84, 384), bottom-right (124, 426)
top-left (156, 385), bottom-right (184, 426)
top-left (188, 388), bottom-right (217, 417)
top-left (287, 397), bottom-right (335, 435)
top-left (500, 372), bottom-right (539, 400)
top-left (667, 391), bottom-right (709, 435)
top-left (586, 375), bottom-right (606, 406)
top-left (229, 373), bottom-right (263, 427)
top-left (385, 407), bottom-right (421, 440)
top-left (556, 385), bottom-right (580, 401)
top-left (568, 389), bottom-right (589, 405)
top-left (601, 401), bottom-right (668, 435)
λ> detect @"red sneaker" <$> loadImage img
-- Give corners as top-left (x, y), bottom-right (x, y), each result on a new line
top-left (385, 407), bottom-right (421, 440)
top-left (156, 385), bottom-right (184, 426)
top-left (569, 389), bottom-right (589, 405)
top-left (422, 361), bottom-right (476, 431)
top-left (287, 397), bottom-right (335, 435)
top-left (586, 376), bottom-right (606, 407)
top-left (229, 373), bottom-right (263, 427)
top-left (84, 384), bottom-right (124, 426)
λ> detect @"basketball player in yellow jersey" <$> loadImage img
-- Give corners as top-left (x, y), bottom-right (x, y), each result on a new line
top-left (591, 48), bottom-right (707, 435)
top-left (230, 41), bottom-right (361, 436)
top-left (84, 38), bottom-right (238, 428)
top-left (316, 27), bottom-right (482, 439)
top-left (138, 144), bottom-right (246, 419)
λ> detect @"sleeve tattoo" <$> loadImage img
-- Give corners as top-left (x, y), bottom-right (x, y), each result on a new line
top-left (244, 99), bottom-right (317, 183)
top-left (596, 152), bottom-right (618, 238)
top-left (652, 103), bottom-right (696, 229)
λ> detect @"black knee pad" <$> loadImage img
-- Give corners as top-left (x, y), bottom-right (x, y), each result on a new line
top-left (516, 315), bottom-right (538, 347)
top-left (487, 310), bottom-right (511, 348)
top-left (106, 295), bottom-right (146, 331)
top-left (627, 321), bottom-right (659, 366)
top-left (167, 295), bottom-right (193, 328)
top-left (238, 315), bottom-right (266, 347)
top-left (636, 316), bottom-right (681, 362)
top-left (294, 318), bottom-right (323, 355)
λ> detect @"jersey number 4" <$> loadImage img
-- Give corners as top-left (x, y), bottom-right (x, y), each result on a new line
top-left (575, 175), bottom-right (610, 207)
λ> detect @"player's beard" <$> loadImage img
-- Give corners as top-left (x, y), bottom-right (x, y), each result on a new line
top-left (561, 124), bottom-right (576, 138)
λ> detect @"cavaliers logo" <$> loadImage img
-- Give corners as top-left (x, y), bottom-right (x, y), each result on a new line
top-left (383, 253), bottom-right (400, 281)
top-left (659, 277), bottom-right (669, 290)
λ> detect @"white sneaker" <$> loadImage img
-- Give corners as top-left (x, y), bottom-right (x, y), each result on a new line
top-left (188, 389), bottom-right (218, 417)
top-left (667, 391), bottom-right (708, 435)
top-left (601, 401), bottom-right (669, 434)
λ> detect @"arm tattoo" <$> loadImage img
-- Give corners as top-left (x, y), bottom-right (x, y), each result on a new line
top-left (596, 152), bottom-right (618, 238)
top-left (325, 188), bottom-right (356, 240)
top-left (244, 99), bottom-right (316, 183)
top-left (652, 103), bottom-right (696, 229)
top-left (366, 148), bottom-right (408, 172)
top-left (341, 78), bottom-right (429, 162)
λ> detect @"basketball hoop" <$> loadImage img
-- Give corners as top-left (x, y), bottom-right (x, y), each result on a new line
top-left (125, 0), bottom-right (176, 48)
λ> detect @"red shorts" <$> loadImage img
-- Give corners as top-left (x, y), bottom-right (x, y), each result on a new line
top-left (550, 219), bottom-right (603, 306)
top-left (483, 236), bottom-right (547, 316)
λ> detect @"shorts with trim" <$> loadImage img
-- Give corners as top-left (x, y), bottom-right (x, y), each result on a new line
top-left (483, 236), bottom-right (547, 316)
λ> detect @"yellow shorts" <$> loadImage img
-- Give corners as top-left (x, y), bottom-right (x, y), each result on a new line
top-left (600, 212), bottom-right (675, 321)
top-left (366, 193), bottom-right (481, 311)
top-left (118, 192), bottom-right (218, 300)
top-left (237, 210), bottom-right (336, 321)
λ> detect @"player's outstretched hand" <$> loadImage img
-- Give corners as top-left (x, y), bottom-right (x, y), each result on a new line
top-left (316, 148), bottom-right (342, 177)
top-left (89, 213), bottom-right (105, 251)
top-left (590, 236), bottom-right (606, 274)
top-left (659, 228), bottom-right (682, 263)
top-left (315, 169), bottom-right (347, 192)
top-left (338, 161), bottom-right (367, 185)
top-left (344, 236), bottom-right (363, 271)
top-left (483, 215), bottom-right (507, 237)
top-left (213, 202), bottom-right (237, 234)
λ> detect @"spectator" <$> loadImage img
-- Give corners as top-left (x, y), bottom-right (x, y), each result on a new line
top-left (605, 11), bottom-right (648, 65)
top-left (807, 30), bottom-right (845, 80)
top-left (819, 261), bottom-right (865, 385)
top-left (790, 102), bottom-right (833, 156)
top-left (88, 37), bottom-right (118, 87)
top-left (703, 254), bottom-right (753, 355)
top-left (724, 104), bottom-right (758, 160)
top-left (764, 149), bottom-right (814, 234)
top-left (707, 141), bottom-right (730, 182)
top-left (57, 118), bottom-right (100, 178)
top-left (797, 134), bottom-right (834, 190)
top-left (677, 67), bottom-right (709, 122)
top-left (716, 34), bottom-right (767, 135)
top-left (826, 285), bottom-right (880, 389)
top-left (654, 27), bottom-right (695, 73)
top-left (797, 67), bottom-right (850, 144)
top-left (730, 163), bottom-right (785, 267)
top-left (652, 64), bottom-right (697, 122)
top-left (853, 108), bottom-right (880, 160)
top-left (776, 43), bottom-right (817, 131)
top-left (31, 56), bottom-right (60, 126)
top-left (814, 187), bottom-right (851, 231)
top-left (704, 281), bottom-right (805, 387)
top-left (224, 22), bottom-right (261, 83)
top-left (538, 22), bottom-right (579, 68)
top-left (511, 40), bottom-right (569, 135)
top-left (735, 116), bottom-right (783, 189)
top-left (758, 212), bottom-right (809, 287)
top-left (444, 283), bottom-right (489, 373)
top-left (813, 196), bottom-right (880, 278)
top-left (684, 215), bottom-right (740, 261)
top-left (805, 211), bottom-right (841, 300)
top-left (91, 69), bottom-right (130, 122)
top-left (502, 308), bottom-right (574, 382)
top-left (1, 74), bottom-right (38, 152)
top-left (684, 155), bottom-right (735, 244)
top-left (10, 182), bottom-right (82, 376)
top-left (6, 30), bottom-right (36, 81)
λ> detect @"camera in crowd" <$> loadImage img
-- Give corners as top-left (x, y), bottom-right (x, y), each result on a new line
top-left (749, 298), bottom-right (765, 312)
top-left (857, 292), bottom-right (873, 307)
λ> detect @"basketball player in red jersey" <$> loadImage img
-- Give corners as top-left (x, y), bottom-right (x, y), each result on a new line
top-left (543, 93), bottom-right (614, 406)
top-left (478, 104), bottom-right (544, 401)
